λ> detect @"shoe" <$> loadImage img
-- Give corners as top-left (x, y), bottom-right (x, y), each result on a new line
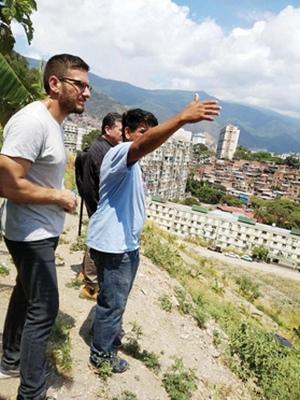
top-left (0, 364), bottom-right (20, 379)
top-left (90, 351), bottom-right (129, 373)
top-left (79, 286), bottom-right (98, 301)
top-left (77, 271), bottom-right (85, 283)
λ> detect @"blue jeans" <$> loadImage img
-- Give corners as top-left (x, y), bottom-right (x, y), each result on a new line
top-left (1, 237), bottom-right (59, 400)
top-left (90, 249), bottom-right (140, 354)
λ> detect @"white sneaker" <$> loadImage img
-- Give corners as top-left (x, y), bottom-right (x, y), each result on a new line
top-left (0, 364), bottom-right (20, 379)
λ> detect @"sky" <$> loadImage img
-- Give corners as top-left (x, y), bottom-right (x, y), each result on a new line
top-left (12, 0), bottom-right (300, 119)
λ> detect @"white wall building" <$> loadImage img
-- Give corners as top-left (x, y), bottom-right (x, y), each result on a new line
top-left (216, 125), bottom-right (240, 160)
top-left (147, 200), bottom-right (300, 268)
top-left (63, 123), bottom-right (92, 153)
top-left (192, 132), bottom-right (206, 146)
top-left (140, 128), bottom-right (192, 200)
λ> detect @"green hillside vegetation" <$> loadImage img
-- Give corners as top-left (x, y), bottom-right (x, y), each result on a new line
top-left (234, 145), bottom-right (300, 167)
top-left (252, 198), bottom-right (300, 230)
top-left (141, 222), bottom-right (300, 400)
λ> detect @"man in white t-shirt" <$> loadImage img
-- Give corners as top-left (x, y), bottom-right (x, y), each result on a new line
top-left (0, 54), bottom-right (91, 400)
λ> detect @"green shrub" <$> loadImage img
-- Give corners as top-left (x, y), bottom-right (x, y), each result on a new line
top-left (236, 276), bottom-right (260, 302)
top-left (162, 357), bottom-right (198, 400)
top-left (112, 391), bottom-right (138, 400)
top-left (0, 263), bottom-right (9, 276)
top-left (159, 294), bottom-right (173, 312)
top-left (174, 287), bottom-right (192, 315)
top-left (229, 323), bottom-right (300, 399)
top-left (122, 322), bottom-right (161, 373)
top-left (96, 360), bottom-right (113, 382)
top-left (48, 313), bottom-right (75, 374)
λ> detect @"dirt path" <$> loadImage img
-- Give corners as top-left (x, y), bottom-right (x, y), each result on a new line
top-left (0, 214), bottom-right (251, 400)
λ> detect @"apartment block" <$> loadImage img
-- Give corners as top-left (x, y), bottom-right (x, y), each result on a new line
top-left (147, 200), bottom-right (300, 268)
top-left (140, 128), bottom-right (192, 200)
top-left (216, 125), bottom-right (240, 160)
top-left (63, 123), bottom-right (91, 153)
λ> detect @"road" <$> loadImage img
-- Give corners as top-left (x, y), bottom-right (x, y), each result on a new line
top-left (185, 243), bottom-right (300, 282)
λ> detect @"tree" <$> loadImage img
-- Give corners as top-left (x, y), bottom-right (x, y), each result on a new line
top-left (252, 245), bottom-right (269, 261)
top-left (285, 156), bottom-right (300, 169)
top-left (81, 129), bottom-right (101, 149)
top-left (0, 0), bottom-right (36, 54)
top-left (0, 0), bottom-right (40, 127)
top-left (221, 194), bottom-right (243, 207)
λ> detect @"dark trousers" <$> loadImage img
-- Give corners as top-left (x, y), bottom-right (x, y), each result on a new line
top-left (90, 249), bottom-right (139, 354)
top-left (1, 237), bottom-right (59, 400)
top-left (82, 248), bottom-right (99, 290)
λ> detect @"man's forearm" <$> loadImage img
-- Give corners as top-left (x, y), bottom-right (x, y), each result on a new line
top-left (128, 114), bottom-right (184, 164)
top-left (127, 97), bottom-right (220, 165)
top-left (1, 177), bottom-right (61, 205)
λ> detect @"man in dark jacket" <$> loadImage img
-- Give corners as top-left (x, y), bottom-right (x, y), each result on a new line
top-left (75, 112), bottom-right (122, 300)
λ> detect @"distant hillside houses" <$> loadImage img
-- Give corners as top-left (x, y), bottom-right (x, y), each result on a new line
top-left (147, 200), bottom-right (300, 270)
top-left (195, 159), bottom-right (300, 202)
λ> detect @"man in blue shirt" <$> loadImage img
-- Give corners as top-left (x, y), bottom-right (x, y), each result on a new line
top-left (86, 95), bottom-right (221, 373)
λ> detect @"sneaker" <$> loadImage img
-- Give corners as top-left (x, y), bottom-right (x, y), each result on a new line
top-left (79, 286), bottom-right (98, 301)
top-left (0, 364), bottom-right (20, 379)
top-left (90, 351), bottom-right (128, 374)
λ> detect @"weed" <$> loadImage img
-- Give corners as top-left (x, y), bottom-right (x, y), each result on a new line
top-left (0, 263), bottom-right (9, 276)
top-left (213, 329), bottom-right (222, 347)
top-left (236, 276), bottom-right (260, 302)
top-left (162, 357), bottom-right (198, 400)
top-left (229, 322), bottom-right (300, 400)
top-left (58, 236), bottom-right (70, 245)
top-left (174, 287), bottom-right (192, 315)
top-left (112, 391), bottom-right (138, 400)
top-left (211, 278), bottom-right (225, 295)
top-left (193, 307), bottom-right (208, 329)
top-left (48, 312), bottom-right (75, 374)
top-left (96, 361), bottom-right (113, 382)
top-left (159, 294), bottom-right (172, 312)
top-left (70, 235), bottom-right (86, 252)
top-left (65, 276), bottom-right (81, 290)
top-left (122, 322), bottom-right (161, 373)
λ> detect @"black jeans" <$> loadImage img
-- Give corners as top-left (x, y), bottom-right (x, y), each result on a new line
top-left (1, 237), bottom-right (59, 400)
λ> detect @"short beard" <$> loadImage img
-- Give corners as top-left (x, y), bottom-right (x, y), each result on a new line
top-left (59, 97), bottom-right (84, 115)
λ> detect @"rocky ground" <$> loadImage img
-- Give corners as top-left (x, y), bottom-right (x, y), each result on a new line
top-left (0, 212), bottom-right (289, 400)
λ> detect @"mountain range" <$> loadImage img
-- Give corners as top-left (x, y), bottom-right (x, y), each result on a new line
top-left (28, 57), bottom-right (300, 153)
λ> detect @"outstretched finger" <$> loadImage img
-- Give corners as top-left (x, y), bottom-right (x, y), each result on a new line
top-left (194, 93), bottom-right (200, 101)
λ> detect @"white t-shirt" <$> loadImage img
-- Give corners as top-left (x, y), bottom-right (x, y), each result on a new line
top-left (1, 101), bottom-right (66, 241)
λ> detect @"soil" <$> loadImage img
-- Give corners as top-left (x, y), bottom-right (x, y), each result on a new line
top-left (0, 213), bottom-right (258, 400)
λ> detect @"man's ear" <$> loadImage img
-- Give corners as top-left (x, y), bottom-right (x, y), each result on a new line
top-left (103, 125), bottom-right (110, 135)
top-left (48, 75), bottom-right (61, 95)
top-left (124, 127), bottom-right (131, 140)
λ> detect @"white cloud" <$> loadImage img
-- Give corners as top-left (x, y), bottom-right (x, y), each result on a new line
top-left (13, 1), bottom-right (300, 118)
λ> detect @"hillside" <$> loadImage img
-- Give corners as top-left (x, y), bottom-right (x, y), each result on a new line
top-left (26, 57), bottom-right (300, 153)
top-left (1, 213), bottom-right (299, 400)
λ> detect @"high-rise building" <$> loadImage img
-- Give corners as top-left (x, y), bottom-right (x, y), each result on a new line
top-left (216, 124), bottom-right (240, 160)
top-left (140, 128), bottom-right (192, 200)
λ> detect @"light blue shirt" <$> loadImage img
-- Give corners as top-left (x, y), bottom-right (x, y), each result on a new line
top-left (86, 142), bottom-right (145, 253)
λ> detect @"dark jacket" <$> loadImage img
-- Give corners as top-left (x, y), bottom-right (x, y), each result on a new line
top-left (76, 137), bottom-right (113, 217)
